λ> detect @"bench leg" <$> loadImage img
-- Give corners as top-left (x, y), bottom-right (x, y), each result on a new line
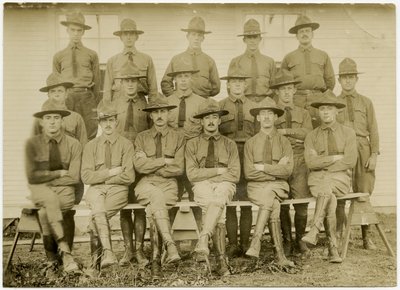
top-left (3, 218), bottom-right (18, 233)
top-left (340, 201), bottom-right (355, 260)
top-left (29, 233), bottom-right (37, 252)
top-left (4, 231), bottom-right (21, 273)
top-left (375, 224), bottom-right (395, 257)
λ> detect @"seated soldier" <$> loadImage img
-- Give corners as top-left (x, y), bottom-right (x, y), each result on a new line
top-left (25, 102), bottom-right (82, 274)
top-left (81, 102), bottom-right (135, 274)
top-left (185, 99), bottom-right (240, 276)
top-left (133, 95), bottom-right (184, 278)
top-left (302, 90), bottom-right (357, 263)
top-left (244, 98), bottom-right (294, 267)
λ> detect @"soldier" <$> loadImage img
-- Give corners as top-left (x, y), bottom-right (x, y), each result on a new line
top-left (133, 96), bottom-right (184, 278)
top-left (25, 102), bottom-right (82, 274)
top-left (53, 12), bottom-right (100, 140)
top-left (271, 69), bottom-right (313, 257)
top-left (81, 102), bottom-right (135, 273)
top-left (336, 58), bottom-right (379, 250)
top-left (302, 90), bottom-right (357, 263)
top-left (161, 16), bottom-right (220, 98)
top-left (244, 98), bottom-right (294, 267)
top-left (186, 99), bottom-right (240, 276)
top-left (103, 18), bottom-right (158, 103)
top-left (281, 15), bottom-right (335, 128)
top-left (218, 69), bottom-right (256, 258)
top-left (228, 18), bottom-right (276, 103)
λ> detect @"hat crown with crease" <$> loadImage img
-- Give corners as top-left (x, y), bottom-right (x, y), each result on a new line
top-left (288, 14), bottom-right (319, 34)
top-left (60, 12), bottom-right (91, 30)
top-left (113, 18), bottom-right (144, 36)
top-left (181, 16), bottom-right (211, 34)
top-left (237, 18), bottom-right (265, 36)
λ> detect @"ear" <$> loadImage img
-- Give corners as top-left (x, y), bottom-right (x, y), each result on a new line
top-left (39, 119), bottom-right (44, 127)
top-left (200, 119), bottom-right (205, 127)
top-left (293, 87), bottom-right (297, 94)
top-left (217, 118), bottom-right (221, 126)
top-left (256, 114), bottom-right (261, 122)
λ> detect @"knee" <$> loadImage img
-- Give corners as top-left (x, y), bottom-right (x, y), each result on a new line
top-left (208, 199), bottom-right (225, 209)
top-left (120, 209), bottom-right (132, 220)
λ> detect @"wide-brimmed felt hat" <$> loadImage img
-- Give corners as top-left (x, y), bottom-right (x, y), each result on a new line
top-left (33, 100), bottom-right (71, 118)
top-left (39, 73), bottom-right (74, 92)
top-left (220, 68), bottom-right (251, 80)
top-left (337, 58), bottom-right (364, 76)
top-left (115, 62), bottom-right (146, 80)
top-left (95, 101), bottom-right (118, 120)
top-left (193, 99), bottom-right (229, 119)
top-left (181, 16), bottom-right (211, 34)
top-left (142, 94), bottom-right (177, 112)
top-left (289, 15), bottom-right (320, 34)
top-left (60, 12), bottom-right (91, 30)
top-left (237, 18), bottom-right (266, 37)
top-left (166, 59), bottom-right (199, 77)
top-left (113, 18), bottom-right (144, 36)
top-left (249, 98), bottom-right (284, 117)
top-left (270, 69), bottom-right (301, 89)
top-left (310, 90), bottom-right (346, 109)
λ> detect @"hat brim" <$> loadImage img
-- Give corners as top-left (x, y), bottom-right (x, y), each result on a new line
top-left (34, 109), bottom-right (71, 118)
top-left (310, 102), bottom-right (346, 109)
top-left (193, 109), bottom-right (229, 119)
top-left (181, 29), bottom-right (212, 34)
top-left (289, 22), bottom-right (319, 34)
top-left (237, 32), bottom-right (266, 37)
top-left (93, 113), bottom-right (119, 120)
top-left (113, 30), bottom-right (144, 36)
top-left (142, 105), bottom-right (177, 112)
top-left (60, 21), bottom-right (91, 30)
top-left (337, 71), bottom-right (364, 76)
top-left (270, 80), bottom-right (302, 89)
top-left (115, 75), bottom-right (147, 80)
top-left (167, 70), bottom-right (200, 77)
top-left (39, 82), bottom-right (74, 92)
top-left (250, 107), bottom-right (284, 117)
top-left (220, 75), bottom-right (251, 80)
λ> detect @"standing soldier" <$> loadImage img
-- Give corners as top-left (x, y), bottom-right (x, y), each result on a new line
top-left (336, 58), bottom-right (379, 250)
top-left (186, 99), bottom-right (240, 276)
top-left (244, 98), bottom-right (294, 267)
top-left (25, 102), bottom-right (82, 274)
top-left (271, 69), bottom-right (313, 257)
top-left (281, 15), bottom-right (335, 128)
top-left (133, 96), bottom-right (184, 278)
top-left (81, 102), bottom-right (135, 273)
top-left (53, 12), bottom-right (100, 140)
top-left (103, 18), bottom-right (158, 103)
top-left (228, 19), bottom-right (276, 103)
top-left (161, 16), bottom-right (220, 98)
top-left (302, 90), bottom-right (357, 263)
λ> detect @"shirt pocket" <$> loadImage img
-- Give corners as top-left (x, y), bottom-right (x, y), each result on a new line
top-left (354, 106), bottom-right (367, 127)
top-left (310, 56), bottom-right (325, 76)
top-left (144, 146), bottom-right (156, 159)
top-left (219, 113), bottom-right (235, 134)
top-left (216, 147), bottom-right (229, 167)
top-left (287, 60), bottom-right (300, 71)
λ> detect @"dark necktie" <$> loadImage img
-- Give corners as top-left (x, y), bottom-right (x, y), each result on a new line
top-left (191, 53), bottom-right (198, 71)
top-left (124, 98), bottom-right (134, 132)
top-left (346, 95), bottom-right (355, 122)
top-left (285, 107), bottom-right (292, 128)
top-left (250, 53), bottom-right (257, 97)
top-left (304, 48), bottom-right (311, 75)
top-left (155, 132), bottom-right (162, 158)
top-left (72, 45), bottom-right (78, 78)
top-left (263, 135), bottom-right (272, 164)
top-left (236, 99), bottom-right (244, 131)
top-left (49, 139), bottom-right (63, 171)
top-left (105, 140), bottom-right (112, 169)
top-left (127, 51), bottom-right (134, 63)
top-left (327, 127), bottom-right (339, 155)
top-left (205, 136), bottom-right (215, 168)
top-left (178, 96), bottom-right (186, 128)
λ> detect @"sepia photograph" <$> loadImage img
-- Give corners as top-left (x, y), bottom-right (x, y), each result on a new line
top-left (2, 2), bottom-right (396, 287)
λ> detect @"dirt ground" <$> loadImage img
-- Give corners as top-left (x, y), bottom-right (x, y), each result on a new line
top-left (3, 213), bottom-right (396, 287)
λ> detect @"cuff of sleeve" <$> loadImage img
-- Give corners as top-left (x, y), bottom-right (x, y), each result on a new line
top-left (263, 163), bottom-right (273, 174)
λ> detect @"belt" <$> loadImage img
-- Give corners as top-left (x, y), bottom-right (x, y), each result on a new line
top-left (312, 168), bottom-right (329, 172)
top-left (70, 87), bottom-right (90, 92)
top-left (205, 164), bottom-right (228, 169)
top-left (296, 89), bottom-right (323, 95)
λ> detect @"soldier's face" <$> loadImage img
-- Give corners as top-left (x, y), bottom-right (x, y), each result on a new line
top-left (201, 113), bottom-right (221, 134)
top-left (228, 78), bottom-right (246, 95)
top-left (244, 35), bottom-right (261, 51)
top-left (150, 108), bottom-right (169, 127)
top-left (277, 84), bottom-right (296, 104)
top-left (187, 32), bottom-right (204, 49)
top-left (67, 24), bottom-right (85, 43)
top-left (121, 78), bottom-right (138, 96)
top-left (257, 109), bottom-right (277, 129)
top-left (175, 73), bottom-right (192, 91)
top-left (120, 31), bottom-right (138, 48)
top-left (48, 86), bottom-right (67, 104)
top-left (319, 105), bottom-right (337, 124)
top-left (40, 114), bottom-right (63, 135)
top-left (99, 116), bottom-right (118, 136)
top-left (339, 74), bottom-right (358, 92)
top-left (296, 27), bottom-right (313, 46)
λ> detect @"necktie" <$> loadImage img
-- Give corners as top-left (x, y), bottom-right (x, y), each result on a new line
top-left (285, 107), bottom-right (292, 128)
top-left (205, 136), bottom-right (215, 168)
top-left (250, 53), bottom-right (257, 97)
top-left (304, 48), bottom-right (311, 75)
top-left (72, 45), bottom-right (78, 78)
top-left (346, 95), bottom-right (355, 122)
top-left (191, 53), bottom-right (198, 71)
top-left (155, 132), bottom-right (162, 158)
top-left (327, 127), bottom-right (339, 155)
top-left (178, 96), bottom-right (186, 128)
top-left (263, 135), bottom-right (272, 164)
top-left (127, 51), bottom-right (134, 63)
top-left (124, 98), bottom-right (134, 132)
top-left (49, 139), bottom-right (63, 170)
top-left (236, 99), bottom-right (244, 131)
top-left (105, 140), bottom-right (112, 169)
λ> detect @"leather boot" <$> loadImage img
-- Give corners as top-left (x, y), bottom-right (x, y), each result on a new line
top-left (153, 209), bottom-right (180, 264)
top-left (43, 235), bottom-right (59, 264)
top-left (302, 194), bottom-right (331, 246)
top-left (294, 213), bottom-right (310, 256)
top-left (62, 210), bottom-right (76, 251)
top-left (58, 239), bottom-right (80, 273)
top-left (149, 219), bottom-right (162, 279)
top-left (226, 207), bottom-right (241, 258)
top-left (269, 219), bottom-right (295, 267)
top-left (93, 213), bottom-right (118, 269)
top-left (119, 210), bottom-right (134, 266)
top-left (324, 217), bottom-right (342, 263)
top-left (362, 225), bottom-right (377, 250)
top-left (336, 200), bottom-right (346, 249)
top-left (86, 230), bottom-right (102, 277)
top-left (212, 224), bottom-right (231, 276)
top-left (194, 203), bottom-right (223, 256)
top-left (245, 209), bottom-right (270, 258)
top-left (134, 209), bottom-right (149, 266)
top-left (239, 206), bottom-right (252, 254)
top-left (280, 205), bottom-right (293, 257)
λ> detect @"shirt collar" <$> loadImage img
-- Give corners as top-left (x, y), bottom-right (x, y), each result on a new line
top-left (150, 126), bottom-right (169, 138)
top-left (186, 47), bottom-right (202, 55)
top-left (202, 132), bottom-right (221, 141)
top-left (69, 41), bottom-right (83, 49)
top-left (259, 128), bottom-right (278, 139)
top-left (245, 49), bottom-right (260, 57)
top-left (277, 102), bottom-right (294, 110)
top-left (176, 89), bottom-right (193, 99)
top-left (100, 133), bottom-right (118, 145)
top-left (123, 47), bottom-right (137, 55)
top-left (228, 94), bottom-right (246, 103)
top-left (43, 132), bottom-right (64, 144)
top-left (320, 121), bottom-right (339, 131)
top-left (124, 93), bottom-right (139, 103)
top-left (299, 44), bottom-right (313, 52)
top-left (340, 90), bottom-right (357, 98)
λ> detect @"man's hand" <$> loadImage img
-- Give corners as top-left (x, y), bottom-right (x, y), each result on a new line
top-left (58, 170), bottom-right (68, 177)
top-left (332, 155), bottom-right (344, 162)
top-left (278, 156), bottom-right (290, 165)
top-left (254, 164), bottom-right (264, 171)
top-left (365, 153), bottom-right (377, 171)
top-left (109, 166), bottom-right (123, 177)
top-left (135, 151), bottom-right (147, 159)
top-left (164, 158), bottom-right (174, 165)
top-left (277, 128), bottom-right (287, 135)
top-left (217, 167), bottom-right (228, 175)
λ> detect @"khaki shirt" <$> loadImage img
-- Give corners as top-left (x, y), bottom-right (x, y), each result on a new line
top-left (304, 121), bottom-right (357, 172)
top-left (337, 90), bottom-right (379, 154)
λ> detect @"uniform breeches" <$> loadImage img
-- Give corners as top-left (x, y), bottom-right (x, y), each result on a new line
top-left (308, 170), bottom-right (351, 198)
top-left (353, 137), bottom-right (375, 194)
top-left (289, 153), bottom-right (311, 199)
